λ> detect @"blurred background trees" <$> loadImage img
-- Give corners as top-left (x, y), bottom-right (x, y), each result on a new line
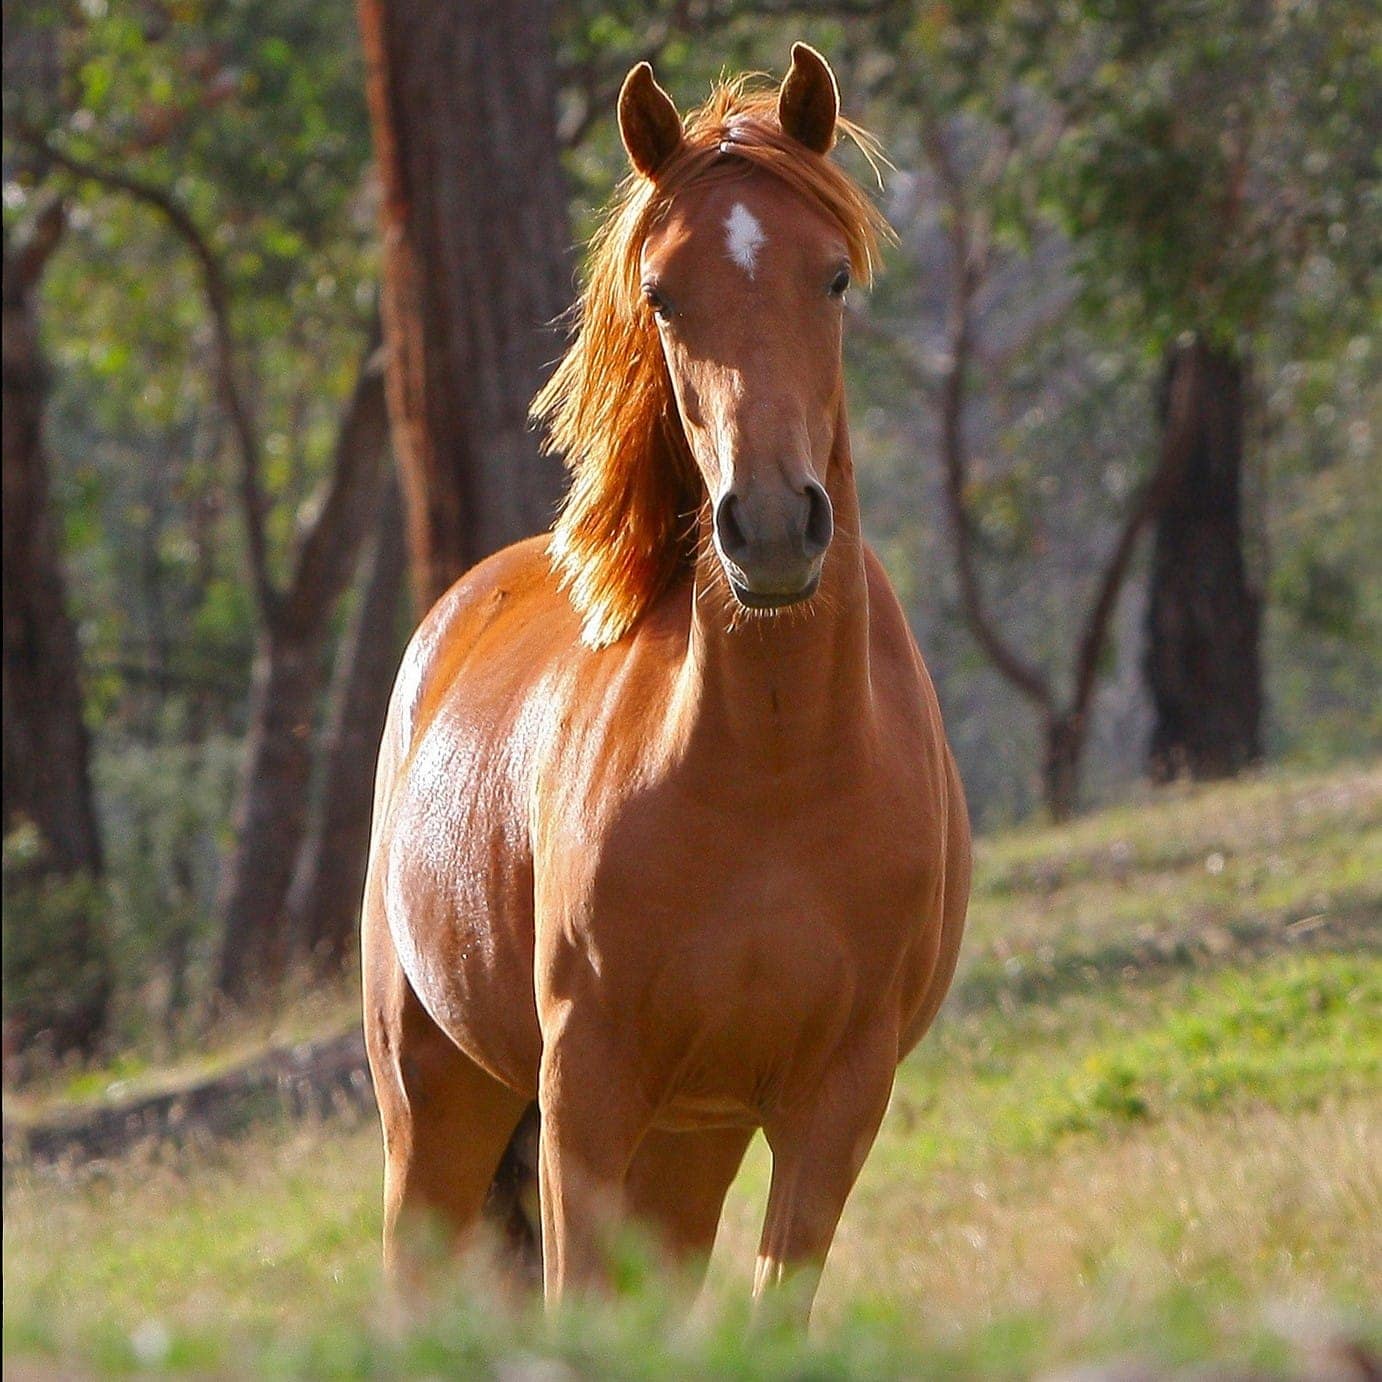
top-left (4, 195), bottom-right (112, 1055)
top-left (2, 0), bottom-right (1377, 1061)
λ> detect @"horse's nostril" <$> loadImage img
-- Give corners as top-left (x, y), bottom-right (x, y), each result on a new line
top-left (715, 491), bottom-right (749, 559)
top-left (802, 481), bottom-right (833, 559)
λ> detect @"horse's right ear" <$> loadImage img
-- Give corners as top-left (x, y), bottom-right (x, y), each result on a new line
top-left (618, 62), bottom-right (683, 178)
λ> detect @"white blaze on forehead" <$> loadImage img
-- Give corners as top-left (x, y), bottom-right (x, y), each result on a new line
top-left (724, 202), bottom-right (766, 278)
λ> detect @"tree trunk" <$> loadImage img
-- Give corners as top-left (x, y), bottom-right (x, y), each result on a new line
top-left (1042, 711), bottom-right (1084, 824)
top-left (2, 207), bottom-right (111, 1056)
top-left (284, 470), bottom-right (407, 975)
top-left (358, 0), bottom-right (570, 609)
top-left (1145, 337), bottom-right (1262, 781)
top-left (213, 626), bottom-right (321, 1004)
top-left (214, 327), bottom-right (389, 1005)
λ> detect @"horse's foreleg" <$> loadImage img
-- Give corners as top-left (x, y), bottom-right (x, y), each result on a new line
top-left (754, 1044), bottom-right (896, 1322)
top-left (536, 1026), bottom-right (651, 1301)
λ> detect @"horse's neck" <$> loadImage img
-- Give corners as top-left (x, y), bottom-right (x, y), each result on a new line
top-left (676, 425), bottom-right (872, 762)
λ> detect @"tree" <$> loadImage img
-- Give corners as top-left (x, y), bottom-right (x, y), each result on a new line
top-left (1145, 339), bottom-right (1260, 777)
top-left (853, 148), bottom-right (1167, 821)
top-left (8, 3), bottom-right (401, 1007)
top-left (357, 0), bottom-right (570, 608)
top-left (845, 0), bottom-right (1376, 805)
top-left (2, 200), bottom-right (112, 1054)
top-left (840, 4), bottom-right (1164, 819)
top-left (1052, 0), bottom-right (1377, 779)
top-left (283, 470), bottom-right (407, 975)
top-left (211, 320), bottom-right (390, 1000)
top-left (26, 128), bottom-right (391, 1003)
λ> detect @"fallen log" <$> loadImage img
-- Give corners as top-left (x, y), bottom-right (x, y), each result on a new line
top-left (3, 1030), bottom-right (373, 1170)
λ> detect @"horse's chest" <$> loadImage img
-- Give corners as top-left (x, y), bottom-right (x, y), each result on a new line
top-left (543, 782), bottom-right (939, 1111)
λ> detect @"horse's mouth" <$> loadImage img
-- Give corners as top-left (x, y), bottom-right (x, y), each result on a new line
top-left (727, 570), bottom-right (821, 611)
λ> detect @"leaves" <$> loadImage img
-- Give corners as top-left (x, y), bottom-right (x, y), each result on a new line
top-left (1046, 0), bottom-right (1379, 349)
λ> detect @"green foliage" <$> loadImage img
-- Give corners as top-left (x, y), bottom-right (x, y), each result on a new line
top-left (1047, 0), bottom-right (1380, 349)
top-left (1, 825), bottom-right (109, 1052)
top-left (6, 0), bottom-right (378, 764)
top-left (92, 734), bottom-right (243, 1040)
top-left (41, 0), bottom-right (372, 303)
top-left (1046, 954), bottom-right (1379, 1136)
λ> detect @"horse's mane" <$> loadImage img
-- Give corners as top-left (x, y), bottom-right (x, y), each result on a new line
top-left (532, 75), bottom-right (891, 648)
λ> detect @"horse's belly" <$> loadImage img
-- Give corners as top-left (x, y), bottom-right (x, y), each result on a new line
top-left (653, 1093), bottom-right (761, 1132)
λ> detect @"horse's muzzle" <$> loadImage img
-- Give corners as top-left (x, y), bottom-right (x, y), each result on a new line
top-left (713, 481), bottom-right (833, 608)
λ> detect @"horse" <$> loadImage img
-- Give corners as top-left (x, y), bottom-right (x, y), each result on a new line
top-left (361, 44), bottom-right (971, 1319)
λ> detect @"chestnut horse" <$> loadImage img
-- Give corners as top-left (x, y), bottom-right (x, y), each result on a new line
top-left (362, 45), bottom-right (970, 1318)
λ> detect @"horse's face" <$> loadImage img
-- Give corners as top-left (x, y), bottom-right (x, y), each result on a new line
top-left (620, 46), bottom-right (848, 611)
top-left (640, 176), bottom-right (845, 608)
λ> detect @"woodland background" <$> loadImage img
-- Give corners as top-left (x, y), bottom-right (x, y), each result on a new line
top-left (2, 0), bottom-right (1378, 1069)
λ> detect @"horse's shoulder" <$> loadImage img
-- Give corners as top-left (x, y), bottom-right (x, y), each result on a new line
top-left (392, 535), bottom-right (566, 750)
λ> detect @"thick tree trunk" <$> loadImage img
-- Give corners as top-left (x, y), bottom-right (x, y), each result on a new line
top-left (2, 209), bottom-right (111, 1055)
top-left (214, 327), bottom-right (388, 1005)
top-left (284, 471), bottom-right (407, 975)
top-left (358, 0), bottom-right (570, 609)
top-left (1145, 337), bottom-right (1262, 781)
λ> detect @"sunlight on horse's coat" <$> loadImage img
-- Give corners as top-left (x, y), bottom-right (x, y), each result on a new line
top-left (725, 203), bottom-right (766, 278)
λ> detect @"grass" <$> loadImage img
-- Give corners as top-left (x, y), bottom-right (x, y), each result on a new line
top-left (4, 760), bottom-right (1380, 1377)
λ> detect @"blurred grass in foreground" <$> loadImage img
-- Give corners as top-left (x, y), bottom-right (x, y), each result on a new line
top-left (4, 761), bottom-right (1379, 1376)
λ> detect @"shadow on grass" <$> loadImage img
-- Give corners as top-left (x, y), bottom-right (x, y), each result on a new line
top-left (949, 900), bottom-right (1381, 1018)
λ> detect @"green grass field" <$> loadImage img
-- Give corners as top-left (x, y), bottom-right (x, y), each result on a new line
top-left (5, 763), bottom-right (1379, 1377)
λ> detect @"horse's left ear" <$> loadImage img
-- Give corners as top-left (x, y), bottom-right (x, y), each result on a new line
top-left (777, 42), bottom-right (838, 154)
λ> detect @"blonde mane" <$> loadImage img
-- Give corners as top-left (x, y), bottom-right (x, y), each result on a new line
top-left (532, 75), bottom-right (891, 648)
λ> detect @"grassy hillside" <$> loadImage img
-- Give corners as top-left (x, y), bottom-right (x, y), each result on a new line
top-left (5, 762), bottom-right (1379, 1377)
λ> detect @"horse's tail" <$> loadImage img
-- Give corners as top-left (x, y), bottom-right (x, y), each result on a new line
top-left (483, 1101), bottom-right (542, 1285)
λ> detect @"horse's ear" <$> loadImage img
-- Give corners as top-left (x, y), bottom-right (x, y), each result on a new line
top-left (618, 62), bottom-right (683, 179)
top-left (777, 42), bottom-right (838, 154)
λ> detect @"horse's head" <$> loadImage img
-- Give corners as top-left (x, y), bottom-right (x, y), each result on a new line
top-left (537, 48), bottom-right (886, 648)
top-left (619, 46), bottom-right (848, 610)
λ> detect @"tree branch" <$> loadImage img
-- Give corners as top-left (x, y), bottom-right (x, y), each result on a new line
top-left (23, 130), bottom-right (279, 622)
top-left (277, 313), bottom-right (389, 640)
top-left (850, 296), bottom-right (1055, 710)
top-left (13, 195), bottom-right (68, 291)
top-left (1069, 348), bottom-right (1202, 720)
top-left (1067, 479), bottom-right (1157, 725)
top-left (918, 113), bottom-right (1055, 711)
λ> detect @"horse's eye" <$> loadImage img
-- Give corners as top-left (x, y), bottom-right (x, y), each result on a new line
top-left (828, 267), bottom-right (851, 299)
top-left (643, 284), bottom-right (671, 322)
